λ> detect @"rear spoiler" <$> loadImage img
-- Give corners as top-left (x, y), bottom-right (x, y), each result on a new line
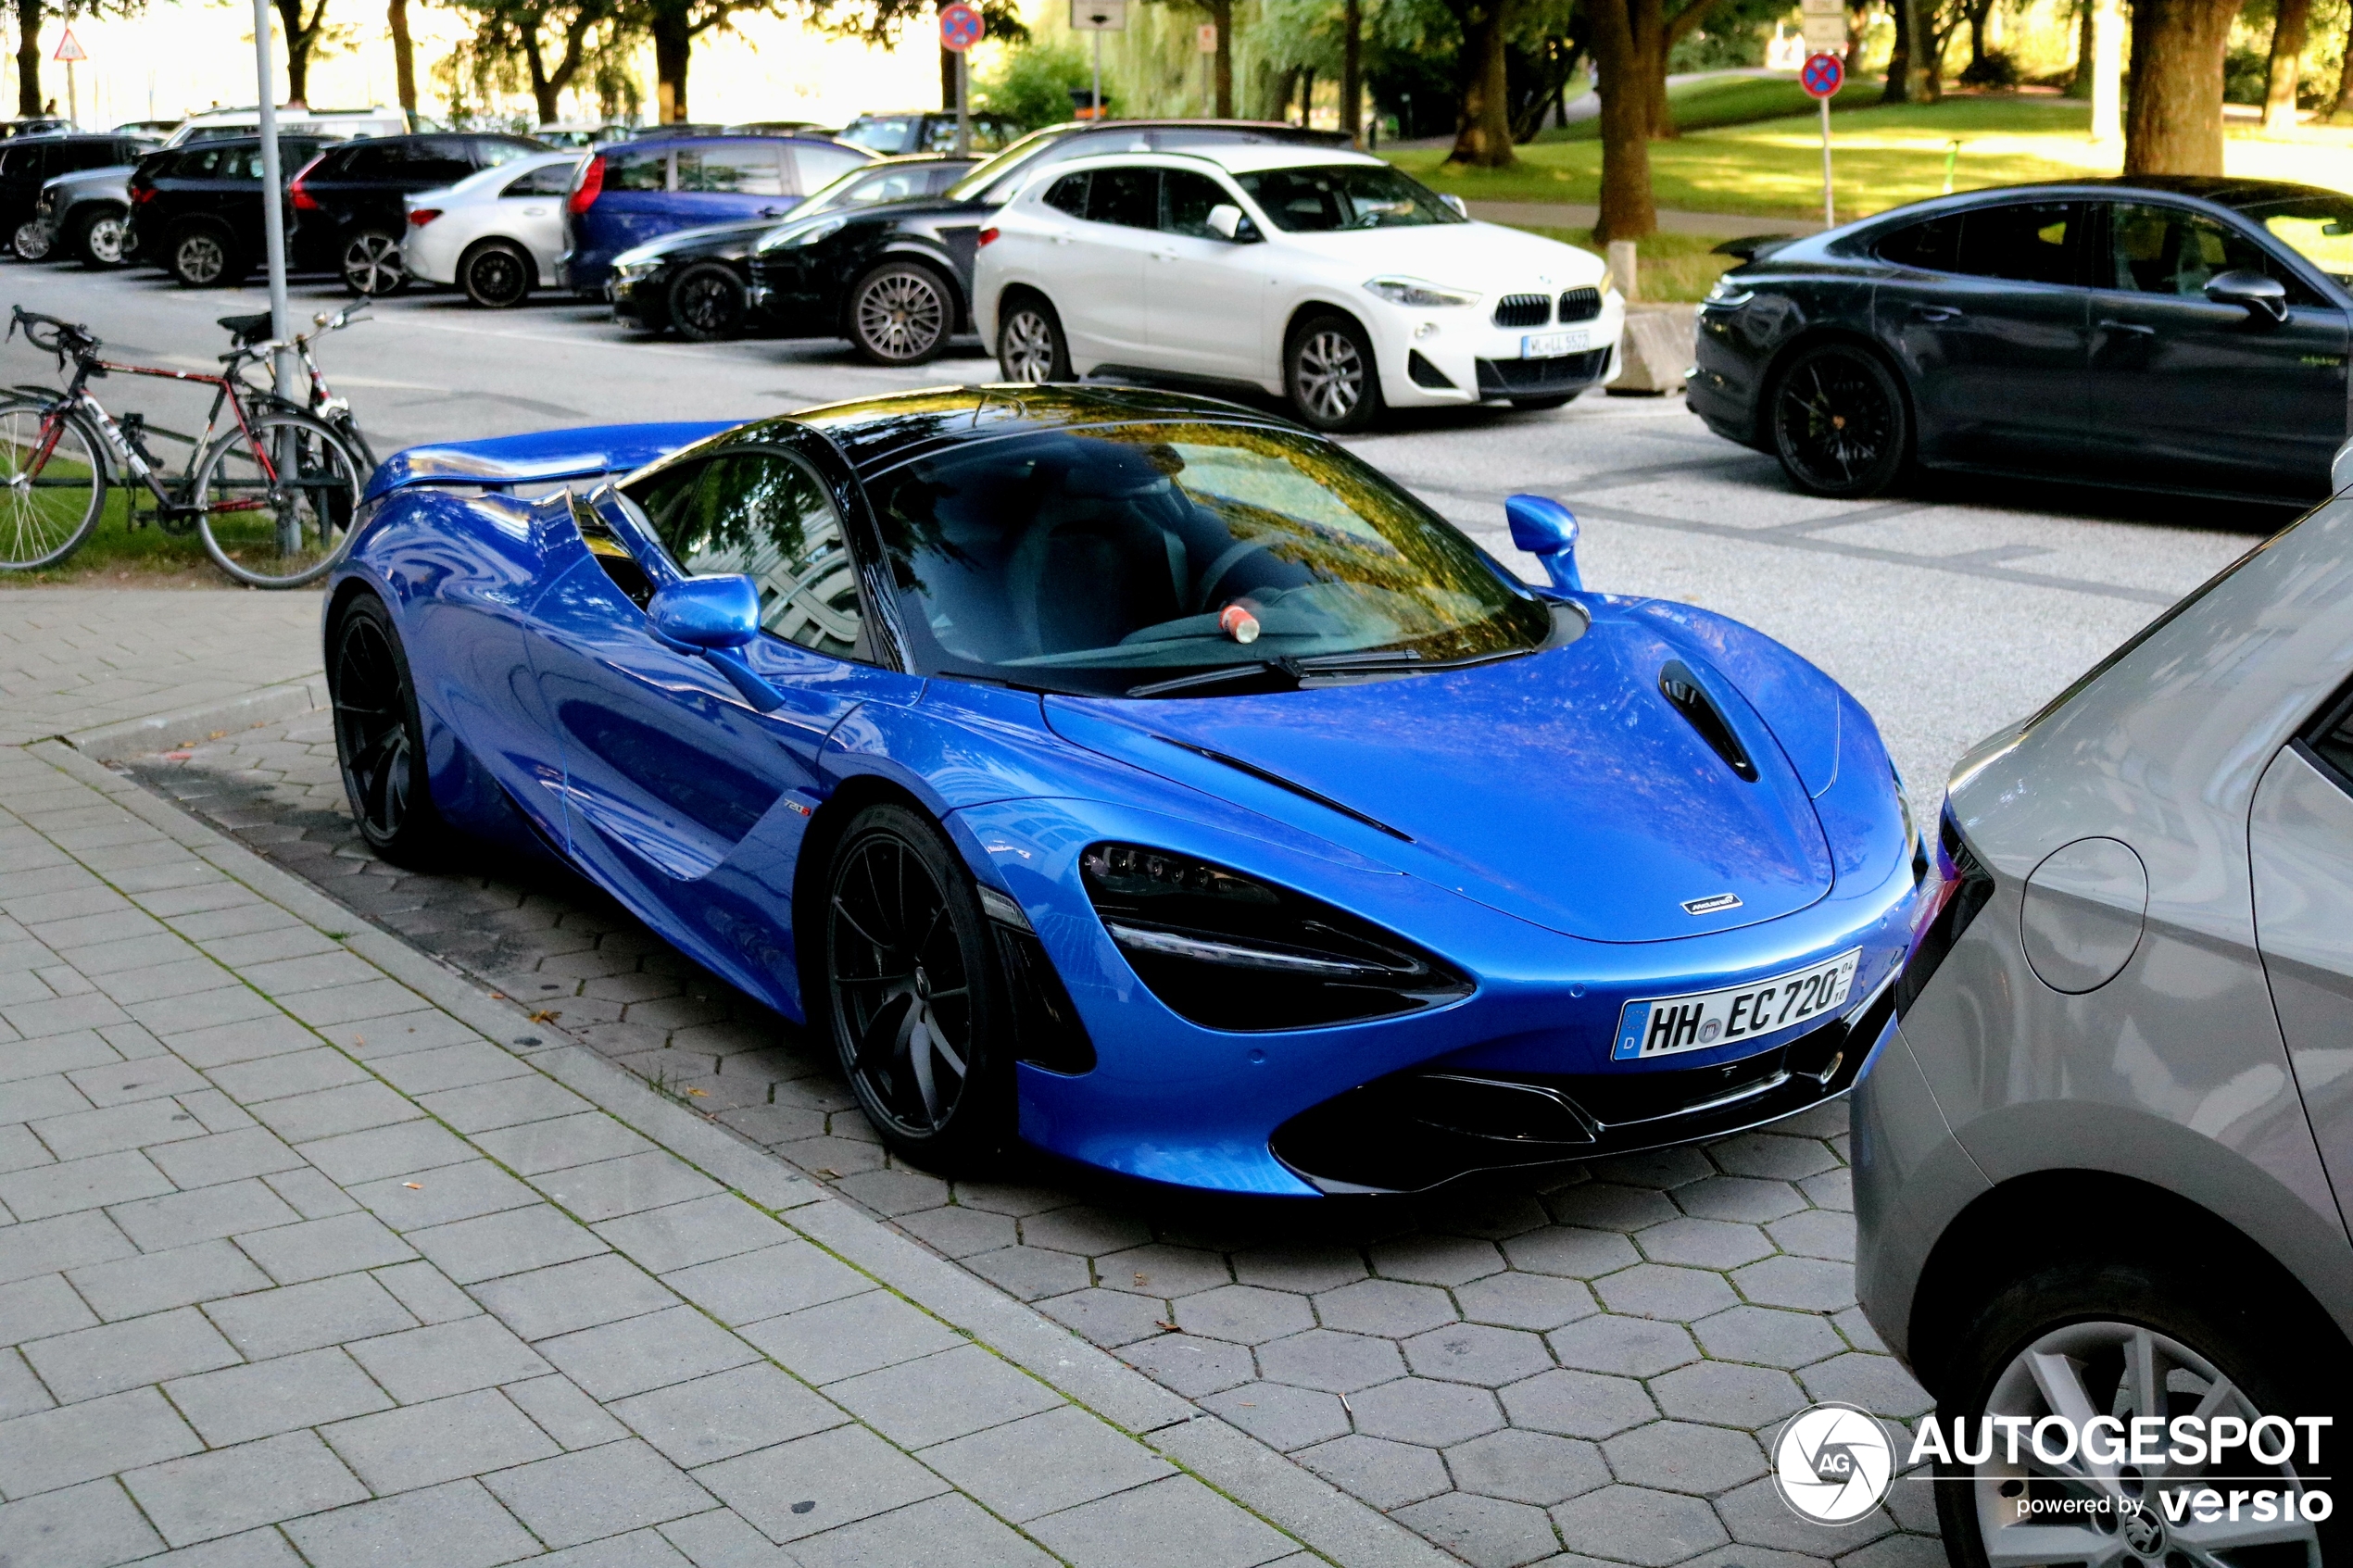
top-left (1712, 234), bottom-right (1799, 261)
top-left (361, 420), bottom-right (742, 504)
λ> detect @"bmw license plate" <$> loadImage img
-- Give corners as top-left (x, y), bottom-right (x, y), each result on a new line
top-left (1521, 328), bottom-right (1591, 359)
top-left (1612, 949), bottom-right (1861, 1060)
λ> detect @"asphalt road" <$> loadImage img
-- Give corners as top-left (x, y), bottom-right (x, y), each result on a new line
top-left (0, 252), bottom-right (2286, 795)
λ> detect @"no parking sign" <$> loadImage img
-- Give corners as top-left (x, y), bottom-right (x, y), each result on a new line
top-left (939, 3), bottom-right (984, 51)
top-left (1801, 51), bottom-right (1843, 97)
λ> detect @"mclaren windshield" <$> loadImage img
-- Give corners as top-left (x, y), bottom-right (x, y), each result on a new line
top-left (866, 421), bottom-right (1559, 698)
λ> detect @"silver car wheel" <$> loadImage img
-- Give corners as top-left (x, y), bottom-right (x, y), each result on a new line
top-left (1294, 328), bottom-right (1365, 423)
top-left (1973, 1320), bottom-right (2322, 1568)
top-left (343, 231), bottom-right (404, 295)
top-left (1000, 309), bottom-right (1057, 383)
top-left (176, 232), bottom-right (225, 285)
top-left (853, 267), bottom-right (947, 362)
top-left (83, 214), bottom-right (126, 267)
top-left (12, 220), bottom-right (50, 261)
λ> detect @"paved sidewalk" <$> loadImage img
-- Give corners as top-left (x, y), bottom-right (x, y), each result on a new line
top-left (0, 738), bottom-right (1411, 1566)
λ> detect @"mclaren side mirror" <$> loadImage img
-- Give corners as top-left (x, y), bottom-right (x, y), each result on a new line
top-left (1204, 202), bottom-right (1261, 244)
top-left (1505, 493), bottom-right (1583, 594)
top-left (2204, 268), bottom-right (2289, 323)
top-left (648, 575), bottom-right (786, 712)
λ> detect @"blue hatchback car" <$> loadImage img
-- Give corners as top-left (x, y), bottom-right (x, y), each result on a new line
top-left (560, 132), bottom-right (873, 295)
top-left (325, 385), bottom-right (1927, 1195)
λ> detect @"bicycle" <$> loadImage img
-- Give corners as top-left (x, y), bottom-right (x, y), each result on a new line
top-left (216, 303), bottom-right (379, 472)
top-left (0, 306), bottom-right (366, 586)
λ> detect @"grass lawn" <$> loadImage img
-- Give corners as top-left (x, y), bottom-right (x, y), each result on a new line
top-left (1519, 227), bottom-right (1739, 302)
top-left (1394, 93), bottom-right (2353, 223)
top-left (6, 484), bottom-right (226, 586)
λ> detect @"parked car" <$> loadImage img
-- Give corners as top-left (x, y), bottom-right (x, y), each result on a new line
top-left (401, 149), bottom-right (583, 307)
top-left (977, 144), bottom-right (1624, 431)
top-left (125, 134), bottom-right (333, 286)
top-left (0, 118), bottom-right (73, 139)
top-left (32, 161), bottom-right (137, 267)
top-left (534, 122), bottom-right (634, 148)
top-left (558, 132), bottom-right (872, 295)
top-left (331, 383), bottom-right (1922, 1187)
top-left (837, 110), bottom-right (1024, 157)
top-left (609, 154), bottom-right (974, 340)
top-left (289, 132), bottom-right (547, 295)
top-left (164, 106), bottom-right (406, 146)
top-left (0, 132), bottom-right (156, 257)
top-left (1693, 175), bottom-right (2353, 503)
top-left (743, 119), bottom-right (1351, 367)
top-left (1856, 475), bottom-right (2353, 1568)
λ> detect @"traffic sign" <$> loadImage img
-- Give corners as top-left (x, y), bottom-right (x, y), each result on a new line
top-left (939, 3), bottom-right (984, 51)
top-left (1197, 22), bottom-right (1217, 51)
top-left (51, 27), bottom-right (84, 62)
top-left (1801, 52), bottom-right (1844, 98)
top-left (1070, 0), bottom-right (1126, 30)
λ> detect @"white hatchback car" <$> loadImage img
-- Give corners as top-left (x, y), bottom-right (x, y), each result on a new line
top-left (402, 150), bottom-right (585, 308)
top-left (975, 144), bottom-right (1623, 431)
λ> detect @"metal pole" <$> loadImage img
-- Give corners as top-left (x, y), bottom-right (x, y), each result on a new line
top-left (1091, 31), bottom-right (1101, 119)
top-left (253, 0), bottom-right (296, 551)
top-left (1819, 95), bottom-right (1833, 229)
top-left (955, 48), bottom-right (968, 155)
top-left (65, 61), bottom-right (74, 125)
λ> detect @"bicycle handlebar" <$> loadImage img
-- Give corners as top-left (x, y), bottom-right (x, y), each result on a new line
top-left (8, 306), bottom-right (98, 361)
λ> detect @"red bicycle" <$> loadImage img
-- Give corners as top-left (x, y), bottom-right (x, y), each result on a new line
top-left (0, 306), bottom-right (365, 586)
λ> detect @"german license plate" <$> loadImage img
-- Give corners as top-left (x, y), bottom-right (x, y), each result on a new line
top-left (1612, 949), bottom-right (1861, 1060)
top-left (1522, 328), bottom-right (1590, 358)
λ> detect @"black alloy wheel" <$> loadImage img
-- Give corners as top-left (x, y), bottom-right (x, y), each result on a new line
top-left (329, 596), bottom-right (448, 867)
top-left (341, 228), bottom-right (407, 296)
top-left (170, 224), bottom-right (241, 288)
top-left (1286, 311), bottom-right (1383, 433)
top-left (72, 207), bottom-right (128, 269)
top-left (1770, 343), bottom-right (1909, 498)
top-left (823, 803), bottom-right (1013, 1172)
top-left (670, 262), bottom-right (748, 342)
top-left (459, 241), bottom-right (532, 308)
top-left (995, 295), bottom-right (1069, 383)
top-left (849, 261), bottom-right (953, 365)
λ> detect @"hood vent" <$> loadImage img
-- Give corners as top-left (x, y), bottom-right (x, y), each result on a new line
top-left (1659, 661), bottom-right (1757, 782)
top-left (1154, 736), bottom-right (1415, 842)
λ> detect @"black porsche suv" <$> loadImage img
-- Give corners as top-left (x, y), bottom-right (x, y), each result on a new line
top-left (126, 135), bottom-right (334, 287)
top-left (290, 132), bottom-right (547, 295)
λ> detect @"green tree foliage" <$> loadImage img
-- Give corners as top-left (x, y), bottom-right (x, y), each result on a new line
top-left (975, 36), bottom-right (1093, 126)
top-left (444, 0), bottom-right (640, 123)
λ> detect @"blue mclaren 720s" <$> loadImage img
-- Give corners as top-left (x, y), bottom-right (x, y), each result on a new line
top-left (327, 384), bottom-right (1930, 1197)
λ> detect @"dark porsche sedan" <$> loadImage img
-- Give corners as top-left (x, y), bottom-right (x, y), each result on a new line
top-left (1691, 176), bottom-right (2353, 503)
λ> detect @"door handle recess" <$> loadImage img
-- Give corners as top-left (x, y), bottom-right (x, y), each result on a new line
top-left (2096, 320), bottom-right (2157, 335)
top-left (1910, 305), bottom-right (1962, 322)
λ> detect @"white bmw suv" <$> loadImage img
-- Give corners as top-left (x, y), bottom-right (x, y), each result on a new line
top-left (974, 144), bottom-right (1625, 432)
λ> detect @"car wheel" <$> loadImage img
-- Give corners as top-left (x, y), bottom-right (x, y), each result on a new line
top-left (670, 262), bottom-right (748, 342)
top-left (1510, 395), bottom-right (1574, 412)
top-left (341, 228), bottom-right (407, 296)
top-left (329, 595), bottom-right (451, 869)
top-left (996, 296), bottom-right (1069, 383)
top-left (822, 803), bottom-right (1014, 1173)
top-left (72, 208), bottom-right (128, 270)
top-left (169, 225), bottom-right (241, 288)
top-left (1769, 342), bottom-right (1908, 498)
top-left (458, 241), bottom-right (532, 308)
top-left (1935, 1257), bottom-right (2347, 1568)
top-left (1286, 312), bottom-right (1383, 433)
top-left (849, 261), bottom-right (953, 365)
top-left (11, 220), bottom-right (50, 262)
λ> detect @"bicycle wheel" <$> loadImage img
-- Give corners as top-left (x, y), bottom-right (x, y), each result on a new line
top-left (193, 409), bottom-right (363, 588)
top-left (0, 398), bottom-right (106, 571)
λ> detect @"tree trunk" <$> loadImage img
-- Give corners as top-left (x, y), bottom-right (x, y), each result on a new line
top-left (1212, 0), bottom-right (1233, 117)
top-left (2126, 0), bottom-right (2244, 172)
top-left (1299, 66), bottom-right (1315, 126)
top-left (651, 0), bottom-right (690, 121)
top-left (387, 0), bottom-right (417, 121)
top-left (2264, 0), bottom-right (2312, 132)
top-left (525, 35), bottom-right (560, 124)
top-left (1967, 0), bottom-right (1989, 68)
top-left (1647, 44), bottom-right (1672, 137)
top-left (1589, 0), bottom-right (1655, 238)
top-left (1447, 0), bottom-right (1516, 165)
top-left (1342, 0), bottom-right (1362, 144)
top-left (1883, 0), bottom-right (1922, 101)
top-left (2335, 3), bottom-right (2353, 119)
top-left (13, 0), bottom-right (38, 117)
top-left (2067, 0), bottom-right (2094, 94)
top-left (273, 0), bottom-right (321, 107)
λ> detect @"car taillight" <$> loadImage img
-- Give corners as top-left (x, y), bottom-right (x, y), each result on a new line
top-left (408, 208), bottom-right (440, 228)
top-left (977, 226), bottom-right (999, 246)
top-left (289, 174), bottom-right (318, 211)
top-left (129, 182), bottom-right (154, 205)
top-left (567, 155), bottom-right (605, 215)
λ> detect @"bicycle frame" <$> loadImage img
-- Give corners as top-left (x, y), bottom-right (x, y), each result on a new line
top-left (46, 353), bottom-right (276, 515)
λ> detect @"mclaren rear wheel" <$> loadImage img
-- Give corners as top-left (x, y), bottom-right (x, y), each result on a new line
top-left (329, 595), bottom-right (451, 868)
top-left (1769, 342), bottom-right (1908, 498)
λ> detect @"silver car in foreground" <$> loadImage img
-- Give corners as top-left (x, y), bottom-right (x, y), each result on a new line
top-left (401, 149), bottom-right (583, 308)
top-left (1858, 487), bottom-right (2353, 1568)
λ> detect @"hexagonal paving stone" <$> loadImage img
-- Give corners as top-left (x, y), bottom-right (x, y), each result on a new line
top-left (1603, 1419), bottom-right (1768, 1494)
top-left (1498, 1368), bottom-right (1657, 1439)
top-left (1369, 1234), bottom-right (1507, 1287)
top-left (1401, 1323), bottom-right (1553, 1387)
top-left (1349, 1376), bottom-right (1505, 1447)
top-left (1676, 1175), bottom-right (1809, 1223)
top-left (1232, 1245), bottom-right (1369, 1294)
top-left (1256, 1328), bottom-right (1405, 1394)
top-left (963, 1244), bottom-right (1090, 1301)
top-left (1202, 1380), bottom-right (1351, 1451)
top-left (1455, 1271), bottom-right (1597, 1332)
top-left (1296, 1434), bottom-right (1453, 1509)
top-left (1552, 1483), bottom-right (1731, 1567)
top-left (1546, 1313), bottom-right (1700, 1377)
top-left (1392, 1491), bottom-right (1561, 1568)
top-left (1652, 1360), bottom-right (1806, 1428)
top-left (1592, 1146), bottom-right (1717, 1190)
top-left (1595, 1263), bottom-right (1741, 1323)
top-left (1122, 1333), bottom-right (1255, 1397)
top-left (1801, 1168), bottom-right (1855, 1212)
top-left (1837, 1531), bottom-right (1950, 1568)
top-left (1712, 1132), bottom-right (1842, 1181)
top-left (1692, 1305), bottom-right (1847, 1370)
top-left (1038, 1287), bottom-right (1172, 1348)
top-left (1638, 1216), bottom-right (1778, 1270)
top-left (1435, 1191), bottom-right (1554, 1240)
top-left (1315, 1277), bottom-right (1458, 1338)
top-left (1098, 1243), bottom-right (1232, 1298)
top-left (1797, 1352), bottom-right (1932, 1419)
top-left (1019, 1204), bottom-right (1152, 1255)
top-left (1500, 1226), bottom-right (1642, 1281)
top-left (1833, 1306), bottom-right (1887, 1354)
top-left (1734, 1255), bottom-right (1856, 1312)
top-left (950, 1181), bottom-right (1073, 1216)
top-left (1544, 1183), bottom-right (1681, 1230)
top-left (894, 1204), bottom-right (1019, 1258)
top-left (1767, 1209), bottom-right (1856, 1262)
top-left (1174, 1284), bottom-right (1316, 1345)
top-left (1716, 1475), bottom-right (1896, 1554)
top-left (1445, 1428), bottom-right (1612, 1507)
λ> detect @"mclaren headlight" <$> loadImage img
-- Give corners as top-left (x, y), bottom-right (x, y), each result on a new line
top-left (1363, 276), bottom-right (1480, 309)
top-left (1081, 843), bottom-right (1472, 1031)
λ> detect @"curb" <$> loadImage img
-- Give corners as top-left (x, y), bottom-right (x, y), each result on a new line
top-left (66, 675), bottom-right (329, 761)
top-left (31, 736), bottom-right (1460, 1568)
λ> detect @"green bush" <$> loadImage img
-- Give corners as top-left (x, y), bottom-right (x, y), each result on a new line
top-left (2224, 45), bottom-right (2270, 105)
top-left (975, 40), bottom-right (1094, 130)
top-left (1958, 49), bottom-right (2020, 88)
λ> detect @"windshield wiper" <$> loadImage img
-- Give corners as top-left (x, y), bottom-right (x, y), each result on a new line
top-left (1290, 649), bottom-right (1426, 675)
top-left (1125, 662), bottom-right (1290, 698)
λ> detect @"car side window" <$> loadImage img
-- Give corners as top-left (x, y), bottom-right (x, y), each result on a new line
top-left (1086, 166), bottom-right (1158, 229)
top-left (1043, 171), bottom-right (1088, 216)
top-left (1876, 214), bottom-right (1960, 271)
top-left (790, 142), bottom-right (867, 195)
top-left (661, 451), bottom-right (863, 659)
top-left (606, 147), bottom-right (667, 192)
top-left (2103, 202), bottom-right (2321, 305)
top-left (1161, 169), bottom-right (1230, 237)
top-left (503, 162), bottom-right (576, 197)
top-left (1953, 203), bottom-right (2079, 286)
top-left (678, 144), bottom-right (783, 196)
top-left (476, 140), bottom-right (535, 169)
